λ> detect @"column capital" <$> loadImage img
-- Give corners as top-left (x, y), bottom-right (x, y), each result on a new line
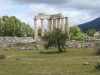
top-left (41, 18), bottom-right (44, 20)
top-left (65, 17), bottom-right (68, 19)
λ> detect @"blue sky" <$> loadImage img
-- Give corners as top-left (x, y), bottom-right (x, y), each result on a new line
top-left (0, 0), bottom-right (100, 30)
top-left (3, 6), bottom-right (28, 13)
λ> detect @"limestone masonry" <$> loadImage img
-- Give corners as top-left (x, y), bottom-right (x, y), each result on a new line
top-left (34, 13), bottom-right (69, 39)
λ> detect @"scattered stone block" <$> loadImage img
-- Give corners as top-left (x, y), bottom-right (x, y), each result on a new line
top-left (39, 51), bottom-right (43, 53)
top-left (34, 45), bottom-right (40, 49)
top-left (97, 62), bottom-right (100, 66)
top-left (2, 44), bottom-right (6, 47)
top-left (0, 55), bottom-right (5, 59)
top-left (33, 48), bottom-right (36, 50)
top-left (83, 62), bottom-right (89, 65)
top-left (6, 48), bottom-right (10, 51)
top-left (16, 58), bottom-right (27, 60)
top-left (85, 45), bottom-right (89, 48)
top-left (77, 44), bottom-right (81, 49)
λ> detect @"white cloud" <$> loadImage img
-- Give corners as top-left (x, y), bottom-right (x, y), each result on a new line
top-left (0, 0), bottom-right (100, 31)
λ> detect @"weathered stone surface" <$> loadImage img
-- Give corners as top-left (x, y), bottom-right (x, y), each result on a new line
top-left (0, 55), bottom-right (5, 59)
top-left (48, 47), bottom-right (55, 49)
top-left (83, 62), bottom-right (89, 65)
top-left (9, 44), bottom-right (13, 47)
top-left (34, 45), bottom-right (40, 49)
top-left (39, 51), bottom-right (43, 53)
top-left (16, 58), bottom-right (27, 60)
top-left (97, 62), bottom-right (100, 66)
top-left (0, 44), bottom-right (6, 47)
top-left (77, 44), bottom-right (81, 49)
top-left (6, 48), bottom-right (10, 51)
top-left (0, 36), bottom-right (36, 47)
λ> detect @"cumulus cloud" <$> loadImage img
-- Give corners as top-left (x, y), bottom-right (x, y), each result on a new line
top-left (10, 0), bottom-right (70, 5)
top-left (0, 0), bottom-right (100, 30)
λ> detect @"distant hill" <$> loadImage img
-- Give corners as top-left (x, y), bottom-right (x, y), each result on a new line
top-left (77, 17), bottom-right (100, 33)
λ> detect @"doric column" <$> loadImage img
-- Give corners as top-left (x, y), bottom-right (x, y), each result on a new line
top-left (53, 19), bottom-right (56, 30)
top-left (50, 19), bottom-right (52, 33)
top-left (48, 19), bottom-right (50, 33)
top-left (57, 18), bottom-right (60, 29)
top-left (61, 18), bottom-right (64, 32)
top-left (65, 17), bottom-right (69, 39)
top-left (41, 19), bottom-right (44, 36)
top-left (34, 19), bottom-right (37, 39)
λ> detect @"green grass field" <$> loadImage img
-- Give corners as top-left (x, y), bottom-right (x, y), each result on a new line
top-left (0, 42), bottom-right (100, 75)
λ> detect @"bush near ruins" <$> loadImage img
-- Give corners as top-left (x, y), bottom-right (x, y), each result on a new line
top-left (41, 28), bottom-right (68, 53)
top-left (69, 25), bottom-right (85, 41)
top-left (95, 35), bottom-right (100, 39)
top-left (86, 28), bottom-right (96, 37)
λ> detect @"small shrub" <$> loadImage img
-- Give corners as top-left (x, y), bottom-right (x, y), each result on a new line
top-left (95, 35), bottom-right (100, 39)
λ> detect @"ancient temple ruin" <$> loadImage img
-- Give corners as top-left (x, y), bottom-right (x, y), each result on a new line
top-left (34, 13), bottom-right (69, 39)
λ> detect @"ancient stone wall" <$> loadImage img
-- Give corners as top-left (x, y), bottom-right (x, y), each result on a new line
top-left (0, 36), bottom-right (35, 47)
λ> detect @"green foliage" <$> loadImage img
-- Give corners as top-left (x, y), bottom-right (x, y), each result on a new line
top-left (41, 28), bottom-right (68, 53)
top-left (38, 26), bottom-right (48, 36)
top-left (87, 28), bottom-right (96, 37)
top-left (69, 25), bottom-right (85, 41)
top-left (95, 35), bottom-right (100, 39)
top-left (0, 15), bottom-right (34, 37)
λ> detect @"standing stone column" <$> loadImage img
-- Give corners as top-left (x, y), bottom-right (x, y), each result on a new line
top-left (61, 18), bottom-right (64, 32)
top-left (34, 19), bottom-right (37, 39)
top-left (53, 19), bottom-right (56, 30)
top-left (48, 19), bottom-right (50, 33)
top-left (50, 19), bottom-right (52, 33)
top-left (41, 19), bottom-right (44, 36)
top-left (57, 18), bottom-right (60, 29)
top-left (65, 17), bottom-right (69, 39)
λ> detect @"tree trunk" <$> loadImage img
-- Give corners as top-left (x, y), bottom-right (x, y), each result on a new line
top-left (58, 45), bottom-right (62, 53)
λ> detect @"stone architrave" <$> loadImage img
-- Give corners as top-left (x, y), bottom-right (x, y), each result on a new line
top-left (50, 19), bottom-right (52, 33)
top-left (53, 19), bottom-right (56, 30)
top-left (48, 19), bottom-right (50, 33)
top-left (57, 18), bottom-right (60, 29)
top-left (41, 19), bottom-right (44, 36)
top-left (34, 19), bottom-right (37, 39)
top-left (61, 18), bottom-right (64, 32)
